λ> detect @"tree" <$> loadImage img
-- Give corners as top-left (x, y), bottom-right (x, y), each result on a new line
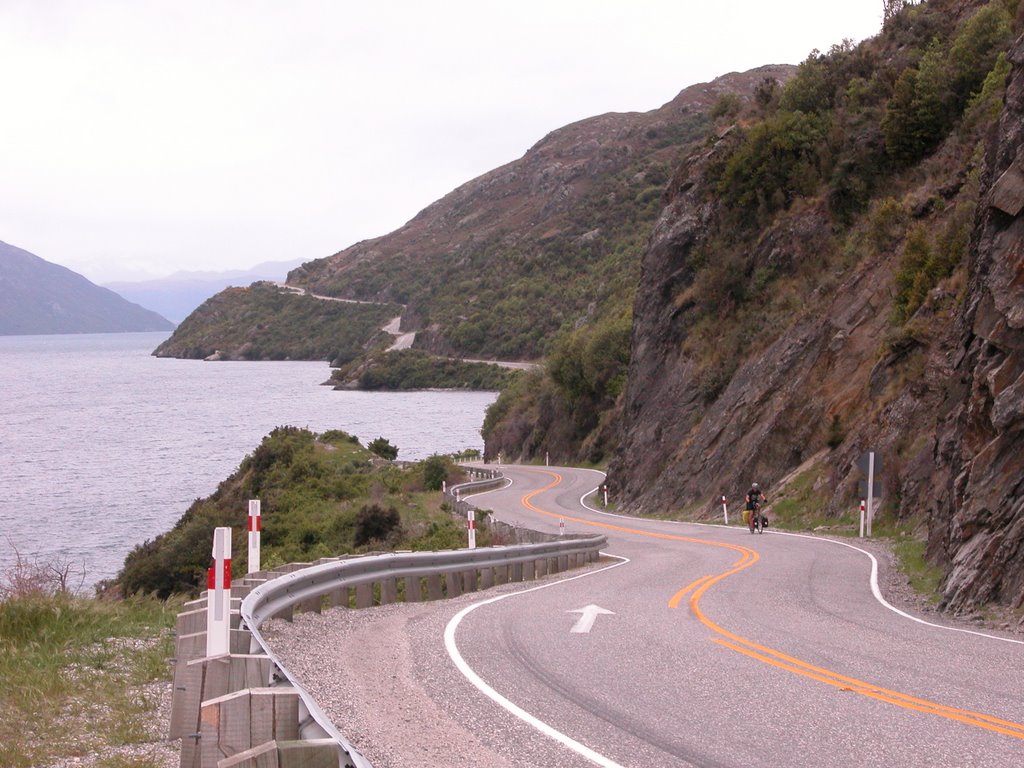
top-left (368, 436), bottom-right (398, 460)
top-left (422, 454), bottom-right (450, 491)
top-left (882, 0), bottom-right (909, 24)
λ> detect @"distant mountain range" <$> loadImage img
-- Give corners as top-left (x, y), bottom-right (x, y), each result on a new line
top-left (104, 259), bottom-right (306, 322)
top-left (0, 240), bottom-right (175, 335)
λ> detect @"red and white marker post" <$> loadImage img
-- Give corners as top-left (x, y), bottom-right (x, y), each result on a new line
top-left (247, 500), bottom-right (261, 574)
top-left (206, 527), bottom-right (232, 657)
top-left (859, 499), bottom-right (866, 538)
top-left (721, 495), bottom-right (729, 525)
top-left (467, 509), bottom-right (476, 549)
top-left (559, 517), bottom-right (565, 537)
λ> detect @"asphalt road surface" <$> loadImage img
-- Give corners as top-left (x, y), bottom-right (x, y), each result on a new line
top-left (442, 465), bottom-right (1024, 767)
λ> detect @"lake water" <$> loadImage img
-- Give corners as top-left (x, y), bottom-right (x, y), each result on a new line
top-left (0, 332), bottom-right (497, 588)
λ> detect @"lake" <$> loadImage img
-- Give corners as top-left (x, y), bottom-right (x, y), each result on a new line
top-left (0, 332), bottom-right (497, 588)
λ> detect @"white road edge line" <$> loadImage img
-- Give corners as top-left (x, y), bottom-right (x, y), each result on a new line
top-left (443, 554), bottom-right (631, 768)
top-left (571, 471), bottom-right (1024, 647)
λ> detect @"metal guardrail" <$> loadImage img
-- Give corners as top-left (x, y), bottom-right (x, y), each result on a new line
top-left (237, 524), bottom-right (607, 767)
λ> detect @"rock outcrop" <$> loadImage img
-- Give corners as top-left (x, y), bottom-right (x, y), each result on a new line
top-left (609, 20), bottom-right (1024, 614)
top-left (931, 35), bottom-right (1024, 612)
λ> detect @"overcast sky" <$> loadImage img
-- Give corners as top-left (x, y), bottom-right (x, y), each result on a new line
top-left (0, 1), bottom-right (885, 283)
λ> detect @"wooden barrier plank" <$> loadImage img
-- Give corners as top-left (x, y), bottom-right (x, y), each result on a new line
top-left (354, 583), bottom-right (373, 609)
top-left (426, 574), bottom-right (443, 600)
top-left (405, 576), bottom-right (422, 602)
top-left (277, 739), bottom-right (341, 768)
top-left (445, 571), bottom-right (462, 598)
top-left (216, 740), bottom-right (279, 768)
top-left (479, 567), bottom-right (494, 589)
top-left (380, 577), bottom-right (398, 605)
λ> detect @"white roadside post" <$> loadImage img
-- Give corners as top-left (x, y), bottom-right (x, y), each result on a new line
top-left (867, 451), bottom-right (876, 538)
top-left (559, 517), bottom-right (565, 536)
top-left (603, 484), bottom-right (609, 507)
top-left (442, 480), bottom-right (447, 494)
top-left (859, 499), bottom-right (866, 538)
top-left (206, 527), bottom-right (232, 657)
top-left (247, 500), bottom-right (261, 574)
top-left (467, 509), bottom-right (476, 549)
top-left (721, 495), bottom-right (729, 525)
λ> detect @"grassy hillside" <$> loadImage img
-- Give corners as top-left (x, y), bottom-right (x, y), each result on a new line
top-left (114, 427), bottom-right (480, 598)
top-left (153, 282), bottom-right (400, 364)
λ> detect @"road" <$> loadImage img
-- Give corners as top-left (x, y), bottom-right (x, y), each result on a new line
top-left (444, 465), bottom-right (1024, 767)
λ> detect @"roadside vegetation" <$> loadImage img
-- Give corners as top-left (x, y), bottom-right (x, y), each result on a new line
top-left (330, 349), bottom-right (519, 391)
top-left (2, 427), bottom-right (487, 766)
top-left (0, 555), bottom-right (180, 768)
top-left (112, 427), bottom-right (483, 599)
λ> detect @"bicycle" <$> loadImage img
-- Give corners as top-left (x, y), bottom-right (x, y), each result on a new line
top-left (748, 502), bottom-right (765, 534)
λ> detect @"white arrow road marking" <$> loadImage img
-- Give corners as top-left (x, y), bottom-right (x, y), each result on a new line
top-left (569, 604), bottom-right (615, 634)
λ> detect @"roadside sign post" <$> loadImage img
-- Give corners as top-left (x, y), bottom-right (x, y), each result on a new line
top-left (855, 451), bottom-right (882, 538)
top-left (206, 527), bottom-right (231, 657)
top-left (247, 500), bottom-right (261, 574)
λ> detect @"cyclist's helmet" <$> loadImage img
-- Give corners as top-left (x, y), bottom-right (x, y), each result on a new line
top-left (752, 482), bottom-right (761, 491)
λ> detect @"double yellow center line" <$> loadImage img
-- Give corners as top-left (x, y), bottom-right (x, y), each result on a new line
top-left (520, 470), bottom-right (1024, 741)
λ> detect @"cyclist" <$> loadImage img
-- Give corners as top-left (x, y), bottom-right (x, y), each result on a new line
top-left (745, 482), bottom-right (766, 533)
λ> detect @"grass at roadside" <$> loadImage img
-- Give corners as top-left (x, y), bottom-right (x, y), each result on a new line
top-left (0, 592), bottom-right (180, 768)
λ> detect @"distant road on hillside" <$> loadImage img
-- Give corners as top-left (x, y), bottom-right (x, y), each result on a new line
top-left (273, 282), bottom-right (542, 369)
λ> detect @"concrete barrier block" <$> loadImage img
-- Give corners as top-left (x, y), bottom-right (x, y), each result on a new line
top-left (277, 739), bottom-right (342, 768)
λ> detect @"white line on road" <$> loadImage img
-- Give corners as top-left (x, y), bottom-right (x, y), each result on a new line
top-left (444, 555), bottom-right (631, 768)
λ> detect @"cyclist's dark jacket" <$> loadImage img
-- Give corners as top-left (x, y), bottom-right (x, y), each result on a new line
top-left (745, 488), bottom-right (765, 511)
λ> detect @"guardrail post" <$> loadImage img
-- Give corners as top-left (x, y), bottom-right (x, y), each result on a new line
top-left (248, 500), bottom-right (261, 574)
top-left (207, 527), bottom-right (232, 658)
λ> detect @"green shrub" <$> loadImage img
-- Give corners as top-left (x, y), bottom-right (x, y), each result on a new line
top-left (883, 4), bottom-right (1013, 167)
top-left (368, 437), bottom-right (399, 460)
top-left (422, 455), bottom-right (451, 491)
top-left (715, 110), bottom-right (830, 224)
top-left (353, 504), bottom-right (401, 547)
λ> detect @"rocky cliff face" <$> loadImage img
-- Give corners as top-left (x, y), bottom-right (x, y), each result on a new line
top-left (931, 35), bottom-right (1024, 613)
top-left (609, 17), bottom-right (1023, 614)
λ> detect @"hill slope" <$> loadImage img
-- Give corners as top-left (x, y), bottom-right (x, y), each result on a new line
top-left (155, 65), bottom-right (793, 370)
top-left (603, 0), bottom-right (1024, 615)
top-left (0, 241), bottom-right (174, 335)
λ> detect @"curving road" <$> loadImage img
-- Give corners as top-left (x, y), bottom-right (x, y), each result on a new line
top-left (273, 465), bottom-right (1024, 767)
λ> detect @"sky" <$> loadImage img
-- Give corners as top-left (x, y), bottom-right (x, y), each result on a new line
top-left (0, 1), bottom-right (886, 284)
